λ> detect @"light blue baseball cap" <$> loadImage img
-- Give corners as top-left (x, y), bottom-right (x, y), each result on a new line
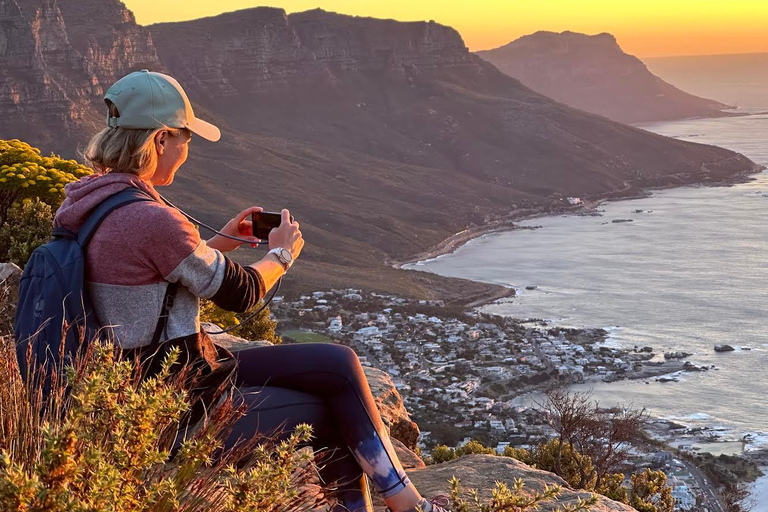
top-left (104, 69), bottom-right (221, 142)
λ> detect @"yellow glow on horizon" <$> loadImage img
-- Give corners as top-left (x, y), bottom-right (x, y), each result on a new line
top-left (125, 1), bottom-right (768, 58)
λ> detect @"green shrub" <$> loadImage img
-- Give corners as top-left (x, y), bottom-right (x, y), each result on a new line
top-left (430, 440), bottom-right (496, 464)
top-left (448, 475), bottom-right (597, 512)
top-left (0, 336), bottom-right (318, 511)
top-left (0, 199), bottom-right (53, 267)
top-left (629, 469), bottom-right (674, 512)
top-left (200, 299), bottom-right (281, 344)
top-left (525, 439), bottom-right (598, 491)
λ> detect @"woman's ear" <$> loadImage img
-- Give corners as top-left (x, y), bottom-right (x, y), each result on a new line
top-left (155, 130), bottom-right (167, 155)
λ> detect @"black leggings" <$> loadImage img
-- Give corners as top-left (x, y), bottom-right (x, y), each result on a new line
top-left (226, 343), bottom-right (410, 512)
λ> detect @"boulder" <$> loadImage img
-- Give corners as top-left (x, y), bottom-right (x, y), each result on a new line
top-left (202, 322), bottom-right (274, 350)
top-left (714, 344), bottom-right (735, 353)
top-left (364, 366), bottom-right (421, 450)
top-left (664, 351), bottom-right (691, 360)
top-left (392, 438), bottom-right (425, 469)
top-left (407, 454), bottom-right (635, 511)
top-left (0, 262), bottom-right (22, 284)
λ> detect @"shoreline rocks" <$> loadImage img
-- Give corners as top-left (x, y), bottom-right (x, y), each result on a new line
top-left (714, 344), bottom-right (736, 353)
top-left (664, 351), bottom-right (692, 360)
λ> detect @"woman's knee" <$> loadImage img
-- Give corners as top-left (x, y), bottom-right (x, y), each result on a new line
top-left (316, 343), bottom-right (365, 378)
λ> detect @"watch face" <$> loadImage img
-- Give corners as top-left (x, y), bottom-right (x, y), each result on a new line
top-left (280, 248), bottom-right (293, 263)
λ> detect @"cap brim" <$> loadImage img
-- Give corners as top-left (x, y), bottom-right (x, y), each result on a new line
top-left (188, 117), bottom-right (221, 142)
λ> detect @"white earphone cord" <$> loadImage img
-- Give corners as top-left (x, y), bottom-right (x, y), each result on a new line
top-left (158, 193), bottom-right (281, 335)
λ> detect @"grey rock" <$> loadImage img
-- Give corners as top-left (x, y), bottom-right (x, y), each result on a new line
top-left (407, 454), bottom-right (636, 511)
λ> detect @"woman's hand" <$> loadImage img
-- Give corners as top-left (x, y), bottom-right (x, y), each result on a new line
top-left (207, 206), bottom-right (262, 252)
top-left (269, 209), bottom-right (304, 260)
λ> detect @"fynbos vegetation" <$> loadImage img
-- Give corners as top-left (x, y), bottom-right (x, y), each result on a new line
top-left (0, 139), bottom-right (91, 265)
top-left (0, 336), bottom-right (321, 511)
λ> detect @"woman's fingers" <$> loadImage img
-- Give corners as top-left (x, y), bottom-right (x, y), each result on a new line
top-left (235, 206), bottom-right (263, 224)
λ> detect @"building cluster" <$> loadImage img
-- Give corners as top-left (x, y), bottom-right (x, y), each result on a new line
top-left (270, 289), bottom-right (723, 511)
top-left (271, 289), bottom-right (641, 448)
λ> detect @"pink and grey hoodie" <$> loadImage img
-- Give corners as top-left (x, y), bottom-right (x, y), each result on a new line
top-left (54, 173), bottom-right (265, 349)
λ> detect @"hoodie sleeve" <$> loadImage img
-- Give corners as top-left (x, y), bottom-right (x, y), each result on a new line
top-left (129, 203), bottom-right (264, 308)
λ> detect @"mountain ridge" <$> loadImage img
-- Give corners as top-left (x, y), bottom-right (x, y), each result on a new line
top-left (476, 30), bottom-right (734, 124)
top-left (0, 1), bottom-right (760, 299)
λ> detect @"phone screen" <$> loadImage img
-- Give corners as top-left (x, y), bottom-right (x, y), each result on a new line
top-left (252, 212), bottom-right (283, 239)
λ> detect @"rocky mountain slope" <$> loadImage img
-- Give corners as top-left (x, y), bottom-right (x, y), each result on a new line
top-left (476, 31), bottom-right (733, 124)
top-left (0, 1), bottom-right (759, 298)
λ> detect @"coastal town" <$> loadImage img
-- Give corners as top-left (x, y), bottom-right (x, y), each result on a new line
top-left (270, 288), bottom-right (750, 511)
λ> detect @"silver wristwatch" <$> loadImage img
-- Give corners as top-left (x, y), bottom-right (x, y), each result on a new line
top-left (267, 247), bottom-right (293, 271)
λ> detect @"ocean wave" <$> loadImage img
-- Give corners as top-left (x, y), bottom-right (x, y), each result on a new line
top-left (743, 432), bottom-right (768, 452)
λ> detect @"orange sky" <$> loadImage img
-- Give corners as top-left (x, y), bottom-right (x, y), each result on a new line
top-left (123, 1), bottom-right (768, 58)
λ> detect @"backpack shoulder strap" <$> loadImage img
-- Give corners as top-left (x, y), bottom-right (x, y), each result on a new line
top-left (150, 282), bottom-right (179, 347)
top-left (77, 187), bottom-right (154, 248)
top-left (75, 187), bottom-right (178, 347)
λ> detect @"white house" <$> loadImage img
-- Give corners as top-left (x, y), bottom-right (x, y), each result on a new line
top-left (328, 316), bottom-right (343, 332)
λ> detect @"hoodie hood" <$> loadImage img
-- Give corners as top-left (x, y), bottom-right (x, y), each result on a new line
top-left (54, 173), bottom-right (161, 233)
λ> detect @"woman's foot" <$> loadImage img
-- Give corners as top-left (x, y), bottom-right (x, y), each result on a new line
top-left (415, 496), bottom-right (451, 512)
top-left (389, 495), bottom-right (451, 512)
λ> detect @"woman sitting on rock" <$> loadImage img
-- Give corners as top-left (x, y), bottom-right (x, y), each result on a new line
top-left (53, 70), bottom-right (448, 512)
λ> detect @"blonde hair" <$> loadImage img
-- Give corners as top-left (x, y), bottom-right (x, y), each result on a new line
top-left (83, 101), bottom-right (191, 178)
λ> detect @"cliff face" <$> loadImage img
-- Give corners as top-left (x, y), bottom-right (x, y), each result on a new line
top-left (476, 31), bottom-right (732, 124)
top-left (0, 5), bottom-right (760, 297)
top-left (1, 0), bottom-right (163, 149)
top-left (0, 0), bottom-right (84, 148)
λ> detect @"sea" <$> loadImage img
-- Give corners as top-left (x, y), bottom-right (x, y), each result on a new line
top-left (406, 108), bottom-right (768, 443)
top-left (406, 107), bottom-right (768, 440)
top-left (404, 60), bottom-right (768, 502)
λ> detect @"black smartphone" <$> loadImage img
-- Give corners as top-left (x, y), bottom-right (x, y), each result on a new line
top-left (252, 211), bottom-right (293, 239)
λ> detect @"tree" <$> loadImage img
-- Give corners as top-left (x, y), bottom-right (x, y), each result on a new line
top-left (0, 139), bottom-right (91, 226)
top-left (537, 387), bottom-right (646, 488)
top-left (629, 469), bottom-right (674, 512)
top-left (536, 387), bottom-right (594, 484)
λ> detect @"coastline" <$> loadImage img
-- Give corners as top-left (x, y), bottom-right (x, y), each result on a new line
top-left (395, 160), bottom-right (764, 273)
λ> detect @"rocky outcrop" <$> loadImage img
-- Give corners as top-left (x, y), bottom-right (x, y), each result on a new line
top-left (407, 454), bottom-right (635, 511)
top-left (148, 7), bottom-right (470, 98)
top-left (363, 366), bottom-right (420, 450)
top-left (202, 323), bottom-right (274, 351)
top-left (476, 31), bottom-right (732, 124)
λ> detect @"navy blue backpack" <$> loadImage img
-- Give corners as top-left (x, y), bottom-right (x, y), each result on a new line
top-left (14, 188), bottom-right (176, 381)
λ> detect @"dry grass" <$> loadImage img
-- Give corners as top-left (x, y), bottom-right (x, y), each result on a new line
top-left (0, 332), bottom-right (325, 512)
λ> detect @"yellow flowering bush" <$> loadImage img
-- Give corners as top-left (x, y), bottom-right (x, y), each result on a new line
top-left (0, 139), bottom-right (92, 226)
